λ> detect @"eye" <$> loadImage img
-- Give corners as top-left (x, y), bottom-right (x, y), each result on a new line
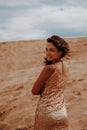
top-left (50, 48), bottom-right (55, 52)
top-left (46, 48), bottom-right (48, 51)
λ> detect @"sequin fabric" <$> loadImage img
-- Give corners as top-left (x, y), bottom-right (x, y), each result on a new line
top-left (34, 64), bottom-right (69, 130)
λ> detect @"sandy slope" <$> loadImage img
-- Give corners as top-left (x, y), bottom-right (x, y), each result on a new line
top-left (0, 37), bottom-right (87, 130)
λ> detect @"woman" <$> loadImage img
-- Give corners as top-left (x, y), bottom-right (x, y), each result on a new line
top-left (32, 35), bottom-right (70, 130)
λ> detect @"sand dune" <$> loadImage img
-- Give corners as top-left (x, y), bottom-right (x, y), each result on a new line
top-left (0, 37), bottom-right (87, 130)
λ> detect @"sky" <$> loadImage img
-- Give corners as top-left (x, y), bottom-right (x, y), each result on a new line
top-left (0, 0), bottom-right (87, 42)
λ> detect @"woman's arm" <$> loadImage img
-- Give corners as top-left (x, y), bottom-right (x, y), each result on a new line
top-left (32, 65), bottom-right (55, 95)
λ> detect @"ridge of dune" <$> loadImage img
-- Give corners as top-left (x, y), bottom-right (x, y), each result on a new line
top-left (0, 37), bottom-right (87, 130)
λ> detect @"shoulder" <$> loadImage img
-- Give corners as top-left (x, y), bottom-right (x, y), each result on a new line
top-left (56, 60), bottom-right (69, 75)
top-left (42, 65), bottom-right (55, 74)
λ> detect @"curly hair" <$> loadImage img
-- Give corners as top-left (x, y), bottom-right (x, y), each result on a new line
top-left (44, 35), bottom-right (69, 65)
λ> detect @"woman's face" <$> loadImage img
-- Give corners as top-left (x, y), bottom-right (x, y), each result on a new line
top-left (46, 42), bottom-right (62, 63)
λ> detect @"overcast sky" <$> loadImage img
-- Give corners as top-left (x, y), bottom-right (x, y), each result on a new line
top-left (0, 0), bottom-right (87, 42)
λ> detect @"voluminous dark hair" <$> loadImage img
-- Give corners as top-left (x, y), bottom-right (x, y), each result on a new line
top-left (44, 35), bottom-right (69, 65)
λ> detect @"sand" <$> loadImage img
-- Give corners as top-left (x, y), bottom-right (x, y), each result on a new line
top-left (0, 37), bottom-right (87, 130)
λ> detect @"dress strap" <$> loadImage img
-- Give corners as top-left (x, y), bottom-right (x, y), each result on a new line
top-left (60, 60), bottom-right (64, 75)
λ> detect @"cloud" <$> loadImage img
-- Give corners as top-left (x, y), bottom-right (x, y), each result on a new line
top-left (0, 0), bottom-right (87, 41)
top-left (1, 0), bottom-right (87, 8)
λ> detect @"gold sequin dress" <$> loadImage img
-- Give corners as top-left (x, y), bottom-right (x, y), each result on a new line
top-left (34, 64), bottom-right (69, 130)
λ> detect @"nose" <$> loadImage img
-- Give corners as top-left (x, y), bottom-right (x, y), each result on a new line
top-left (46, 50), bottom-right (50, 55)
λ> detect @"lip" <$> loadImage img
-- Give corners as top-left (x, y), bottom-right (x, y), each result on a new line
top-left (47, 56), bottom-right (52, 61)
top-left (47, 56), bottom-right (52, 59)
